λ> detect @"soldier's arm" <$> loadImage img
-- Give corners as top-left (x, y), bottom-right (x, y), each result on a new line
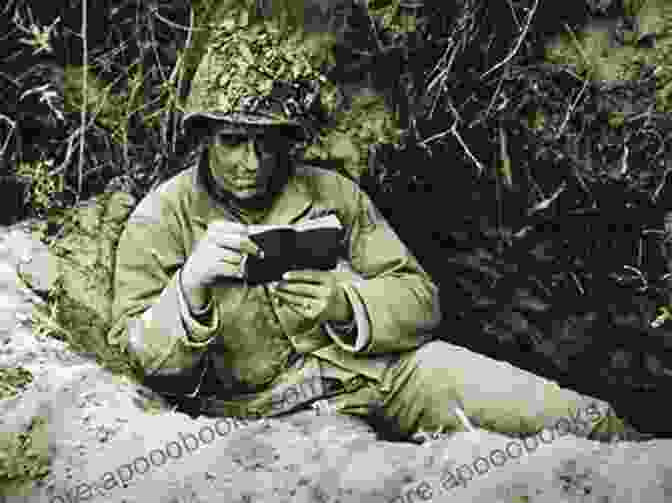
top-left (106, 193), bottom-right (219, 385)
top-left (333, 178), bottom-right (442, 355)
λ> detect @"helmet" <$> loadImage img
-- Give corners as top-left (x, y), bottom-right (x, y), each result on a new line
top-left (182, 73), bottom-right (325, 143)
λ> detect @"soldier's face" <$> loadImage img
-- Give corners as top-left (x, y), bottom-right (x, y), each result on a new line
top-left (208, 125), bottom-right (285, 202)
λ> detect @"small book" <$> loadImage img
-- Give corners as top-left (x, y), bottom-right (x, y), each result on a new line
top-left (244, 213), bottom-right (346, 285)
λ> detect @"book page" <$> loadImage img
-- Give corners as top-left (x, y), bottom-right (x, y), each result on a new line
top-left (246, 213), bottom-right (342, 234)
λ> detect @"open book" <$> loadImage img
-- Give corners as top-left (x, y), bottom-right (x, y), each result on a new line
top-left (244, 213), bottom-right (346, 285)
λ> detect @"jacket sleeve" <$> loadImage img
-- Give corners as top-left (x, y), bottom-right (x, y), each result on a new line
top-left (343, 182), bottom-right (442, 354)
top-left (106, 195), bottom-right (219, 381)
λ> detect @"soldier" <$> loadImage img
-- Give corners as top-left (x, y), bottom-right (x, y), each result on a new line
top-left (107, 79), bottom-right (644, 442)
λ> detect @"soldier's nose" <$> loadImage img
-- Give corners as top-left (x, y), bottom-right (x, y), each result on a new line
top-left (239, 140), bottom-right (260, 171)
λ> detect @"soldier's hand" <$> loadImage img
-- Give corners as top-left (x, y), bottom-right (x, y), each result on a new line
top-left (270, 270), bottom-right (353, 323)
top-left (181, 220), bottom-right (264, 294)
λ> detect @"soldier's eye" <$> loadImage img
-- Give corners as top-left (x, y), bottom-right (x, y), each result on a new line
top-left (217, 134), bottom-right (247, 146)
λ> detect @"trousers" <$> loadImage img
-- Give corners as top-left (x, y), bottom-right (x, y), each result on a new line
top-left (162, 340), bottom-right (630, 441)
top-left (327, 341), bottom-right (628, 441)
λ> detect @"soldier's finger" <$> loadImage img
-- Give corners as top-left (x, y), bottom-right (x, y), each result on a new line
top-left (211, 234), bottom-right (263, 257)
top-left (275, 282), bottom-right (324, 299)
top-left (275, 294), bottom-right (313, 315)
top-left (281, 270), bottom-right (326, 283)
top-left (208, 220), bottom-right (248, 234)
top-left (214, 262), bottom-right (246, 279)
top-left (215, 248), bottom-right (243, 264)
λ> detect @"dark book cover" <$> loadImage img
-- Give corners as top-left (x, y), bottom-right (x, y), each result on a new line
top-left (244, 214), bottom-right (346, 285)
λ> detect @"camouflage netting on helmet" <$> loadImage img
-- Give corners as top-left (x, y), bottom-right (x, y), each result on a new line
top-left (185, 3), bottom-right (402, 180)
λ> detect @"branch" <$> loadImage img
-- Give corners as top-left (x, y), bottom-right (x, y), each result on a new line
top-left (420, 99), bottom-right (485, 175)
top-left (555, 76), bottom-right (589, 139)
top-left (151, 7), bottom-right (213, 33)
top-left (480, 0), bottom-right (539, 80)
top-left (505, 0), bottom-right (522, 31)
top-left (171, 5), bottom-right (195, 153)
top-left (0, 113), bottom-right (16, 158)
top-left (77, 0), bottom-right (88, 204)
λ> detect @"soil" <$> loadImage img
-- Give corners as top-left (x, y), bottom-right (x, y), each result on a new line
top-left (1, 220), bottom-right (672, 503)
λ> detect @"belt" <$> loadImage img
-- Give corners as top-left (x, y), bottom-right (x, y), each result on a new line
top-left (195, 376), bottom-right (347, 418)
top-left (164, 375), bottom-right (368, 419)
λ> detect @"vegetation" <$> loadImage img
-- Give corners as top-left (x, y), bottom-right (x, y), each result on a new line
top-left (0, 367), bottom-right (33, 401)
top-left (0, 416), bottom-right (50, 494)
top-left (2, 0), bottom-right (672, 457)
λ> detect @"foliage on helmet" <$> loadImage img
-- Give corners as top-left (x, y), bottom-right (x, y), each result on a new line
top-left (185, 2), bottom-right (403, 179)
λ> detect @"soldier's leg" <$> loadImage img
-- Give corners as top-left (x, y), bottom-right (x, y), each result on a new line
top-left (375, 340), bottom-right (633, 441)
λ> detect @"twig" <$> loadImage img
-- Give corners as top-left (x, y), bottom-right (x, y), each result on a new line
top-left (653, 159), bottom-right (672, 203)
top-left (0, 71), bottom-right (21, 88)
top-left (505, 0), bottom-right (521, 32)
top-left (450, 124), bottom-right (486, 176)
top-left (426, 42), bottom-right (461, 121)
top-left (363, 2), bottom-right (384, 54)
top-left (527, 182), bottom-right (567, 215)
top-left (171, 5), bottom-right (195, 153)
top-left (521, 160), bottom-right (545, 201)
top-left (51, 77), bottom-right (114, 181)
top-left (3, 0), bottom-right (17, 16)
top-left (419, 100), bottom-right (485, 175)
top-left (0, 113), bottom-right (16, 157)
top-left (531, 276), bottom-right (553, 298)
top-left (640, 127), bottom-right (665, 158)
top-left (49, 135), bottom-right (76, 178)
top-left (622, 265), bottom-right (648, 292)
top-left (563, 23), bottom-right (590, 73)
top-left (78, 0), bottom-right (88, 204)
top-left (570, 272), bottom-right (585, 295)
top-left (426, 38), bottom-right (457, 93)
top-left (625, 103), bottom-right (654, 125)
top-left (482, 71), bottom-right (506, 120)
top-left (498, 125), bottom-right (513, 188)
top-left (148, 12), bottom-right (168, 84)
top-left (418, 127), bottom-right (452, 146)
top-left (555, 77), bottom-right (589, 139)
top-left (619, 144), bottom-right (629, 176)
top-left (660, 272), bottom-right (672, 283)
top-left (151, 7), bottom-right (213, 33)
top-left (637, 235), bottom-right (643, 268)
top-left (480, 0), bottom-right (539, 79)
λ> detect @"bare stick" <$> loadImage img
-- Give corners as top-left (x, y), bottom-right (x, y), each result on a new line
top-left (480, 0), bottom-right (539, 80)
top-left (151, 7), bottom-right (213, 33)
top-left (0, 113), bottom-right (16, 158)
top-left (452, 124), bottom-right (486, 175)
top-left (419, 100), bottom-right (486, 175)
top-left (555, 77), bottom-right (589, 139)
top-left (446, 100), bottom-right (485, 175)
top-left (77, 0), bottom-right (88, 204)
top-left (505, 0), bottom-right (521, 31)
top-left (172, 5), bottom-right (195, 153)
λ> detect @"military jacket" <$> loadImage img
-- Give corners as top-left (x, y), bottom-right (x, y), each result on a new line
top-left (107, 158), bottom-right (441, 403)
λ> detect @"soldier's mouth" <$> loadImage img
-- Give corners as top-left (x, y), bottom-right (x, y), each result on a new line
top-left (233, 181), bottom-right (258, 188)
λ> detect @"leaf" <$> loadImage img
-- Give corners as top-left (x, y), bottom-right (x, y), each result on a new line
top-left (239, 42), bottom-right (254, 63)
top-left (473, 296), bottom-right (497, 308)
top-left (501, 310), bottom-right (530, 334)
top-left (445, 253), bottom-right (503, 280)
top-left (455, 276), bottom-right (483, 297)
top-left (527, 182), bottom-right (567, 215)
top-left (498, 126), bottom-right (513, 188)
top-left (537, 339), bottom-right (557, 358)
top-left (513, 288), bottom-right (551, 312)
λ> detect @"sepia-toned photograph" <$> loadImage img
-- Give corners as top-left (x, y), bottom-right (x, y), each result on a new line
top-left (1, 0), bottom-right (672, 501)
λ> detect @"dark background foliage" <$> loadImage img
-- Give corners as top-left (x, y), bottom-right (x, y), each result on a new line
top-left (2, 0), bottom-right (672, 436)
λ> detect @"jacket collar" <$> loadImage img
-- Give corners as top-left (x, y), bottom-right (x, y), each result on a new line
top-left (190, 153), bottom-right (313, 227)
